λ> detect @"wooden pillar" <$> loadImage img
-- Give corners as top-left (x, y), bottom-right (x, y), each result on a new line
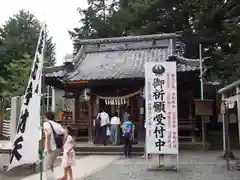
top-left (222, 93), bottom-right (227, 151)
top-left (72, 98), bottom-right (75, 122)
top-left (236, 86), bottom-right (240, 145)
top-left (88, 101), bottom-right (93, 141)
top-left (138, 95), bottom-right (145, 142)
top-left (75, 96), bottom-right (79, 121)
top-left (95, 97), bottom-right (100, 116)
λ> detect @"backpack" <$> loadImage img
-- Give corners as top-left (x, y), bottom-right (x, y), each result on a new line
top-left (48, 122), bottom-right (64, 149)
top-left (95, 114), bottom-right (101, 127)
top-left (123, 122), bottom-right (133, 138)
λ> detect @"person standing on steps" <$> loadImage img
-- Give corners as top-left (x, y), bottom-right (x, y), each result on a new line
top-left (122, 117), bottom-right (133, 157)
top-left (110, 112), bottom-right (120, 145)
top-left (43, 111), bottom-right (65, 180)
top-left (94, 112), bottom-right (101, 145)
top-left (96, 109), bottom-right (110, 146)
top-left (123, 111), bottom-right (130, 122)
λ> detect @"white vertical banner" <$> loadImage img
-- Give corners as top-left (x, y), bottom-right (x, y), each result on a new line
top-left (8, 23), bottom-right (46, 170)
top-left (145, 62), bottom-right (179, 155)
top-left (10, 97), bottom-right (18, 143)
top-left (51, 86), bottom-right (56, 112)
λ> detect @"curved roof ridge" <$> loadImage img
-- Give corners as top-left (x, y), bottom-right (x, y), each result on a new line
top-left (74, 33), bottom-right (181, 45)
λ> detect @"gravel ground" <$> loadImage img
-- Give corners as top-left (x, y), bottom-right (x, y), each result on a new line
top-left (2, 151), bottom-right (240, 180)
top-left (0, 154), bottom-right (84, 180)
top-left (83, 151), bottom-right (240, 180)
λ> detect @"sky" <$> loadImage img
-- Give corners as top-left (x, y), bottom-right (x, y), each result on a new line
top-left (0, 0), bottom-right (88, 65)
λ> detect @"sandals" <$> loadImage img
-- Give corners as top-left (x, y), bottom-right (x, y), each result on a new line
top-left (57, 177), bottom-right (67, 180)
top-left (58, 178), bottom-right (73, 180)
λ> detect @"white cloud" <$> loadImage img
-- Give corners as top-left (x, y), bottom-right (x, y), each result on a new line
top-left (0, 0), bottom-right (88, 65)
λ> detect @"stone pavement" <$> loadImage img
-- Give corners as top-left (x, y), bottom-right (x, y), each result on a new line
top-left (21, 155), bottom-right (118, 180)
top-left (0, 155), bottom-right (67, 180)
top-left (2, 151), bottom-right (240, 180)
top-left (83, 151), bottom-right (240, 180)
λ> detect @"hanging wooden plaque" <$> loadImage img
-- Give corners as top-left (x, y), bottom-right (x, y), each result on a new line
top-left (195, 99), bottom-right (213, 116)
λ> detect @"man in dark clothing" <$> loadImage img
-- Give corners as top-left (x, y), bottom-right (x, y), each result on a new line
top-left (122, 118), bottom-right (133, 157)
top-left (94, 115), bottom-right (101, 145)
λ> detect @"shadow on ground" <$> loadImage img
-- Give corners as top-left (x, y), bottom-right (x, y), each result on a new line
top-left (0, 157), bottom-right (62, 180)
top-left (82, 151), bottom-right (240, 180)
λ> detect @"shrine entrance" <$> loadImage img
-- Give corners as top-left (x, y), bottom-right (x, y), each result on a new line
top-left (93, 89), bottom-right (142, 142)
top-left (99, 94), bottom-right (139, 122)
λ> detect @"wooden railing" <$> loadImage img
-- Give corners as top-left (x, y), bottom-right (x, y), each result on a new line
top-left (61, 119), bottom-right (89, 129)
top-left (60, 119), bottom-right (90, 139)
top-left (59, 118), bottom-right (199, 143)
top-left (178, 118), bottom-right (198, 142)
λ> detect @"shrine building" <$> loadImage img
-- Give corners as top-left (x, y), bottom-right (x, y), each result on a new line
top-left (45, 33), bottom-right (208, 144)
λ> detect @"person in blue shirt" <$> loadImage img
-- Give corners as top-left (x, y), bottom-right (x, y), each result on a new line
top-left (122, 117), bottom-right (133, 157)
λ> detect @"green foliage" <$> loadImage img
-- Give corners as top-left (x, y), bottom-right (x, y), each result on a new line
top-left (70, 0), bottom-right (240, 84)
top-left (5, 54), bottom-right (32, 96)
top-left (0, 9), bottom-right (56, 96)
top-left (44, 36), bottom-right (56, 67)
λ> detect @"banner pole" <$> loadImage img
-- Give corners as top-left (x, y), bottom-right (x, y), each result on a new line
top-left (40, 28), bottom-right (46, 180)
top-left (40, 73), bottom-right (45, 180)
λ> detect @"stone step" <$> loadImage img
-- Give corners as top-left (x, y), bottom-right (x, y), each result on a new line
top-left (66, 152), bottom-right (143, 156)
top-left (76, 145), bottom-right (144, 153)
top-left (0, 142), bottom-right (209, 155)
top-left (75, 136), bottom-right (89, 142)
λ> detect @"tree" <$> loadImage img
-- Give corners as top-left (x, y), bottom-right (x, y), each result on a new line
top-left (0, 35), bottom-right (7, 94)
top-left (5, 55), bottom-right (32, 96)
top-left (69, 0), bottom-right (133, 52)
top-left (132, 0), bottom-right (240, 83)
top-left (0, 10), bottom-right (56, 67)
top-left (69, 0), bottom-right (109, 40)
top-left (44, 35), bottom-right (56, 67)
top-left (71, 0), bottom-right (240, 84)
top-left (0, 10), bottom-right (56, 95)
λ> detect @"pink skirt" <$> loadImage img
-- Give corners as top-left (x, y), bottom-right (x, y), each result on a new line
top-left (61, 151), bottom-right (76, 168)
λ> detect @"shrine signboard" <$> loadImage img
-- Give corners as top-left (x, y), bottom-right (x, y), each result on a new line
top-left (195, 99), bottom-right (213, 116)
top-left (145, 62), bottom-right (179, 155)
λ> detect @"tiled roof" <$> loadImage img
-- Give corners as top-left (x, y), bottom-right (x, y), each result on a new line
top-left (45, 65), bottom-right (65, 78)
top-left (66, 48), bottom-right (200, 81)
top-left (45, 33), bottom-right (201, 81)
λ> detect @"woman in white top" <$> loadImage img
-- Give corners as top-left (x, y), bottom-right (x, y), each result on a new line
top-left (110, 112), bottom-right (120, 145)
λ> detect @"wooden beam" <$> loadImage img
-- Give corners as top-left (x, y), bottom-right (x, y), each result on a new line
top-left (218, 79), bottom-right (240, 94)
top-left (67, 80), bottom-right (89, 84)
